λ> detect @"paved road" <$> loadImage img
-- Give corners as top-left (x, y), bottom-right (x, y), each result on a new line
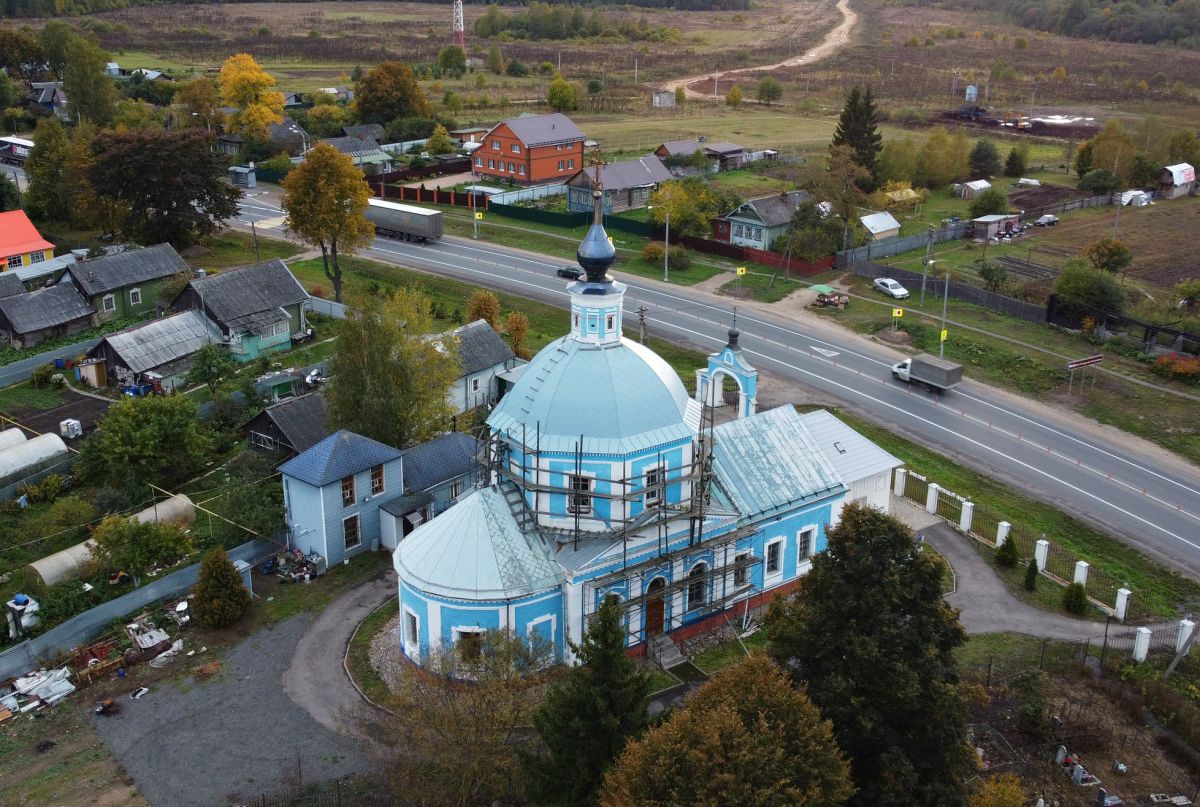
top-left (283, 572), bottom-right (396, 736)
top-left (232, 197), bottom-right (1200, 580)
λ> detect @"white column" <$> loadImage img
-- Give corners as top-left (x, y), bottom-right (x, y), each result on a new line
top-left (1073, 561), bottom-right (1089, 587)
top-left (694, 369), bottom-right (706, 403)
top-left (1177, 619), bottom-right (1196, 654)
top-left (1115, 588), bottom-right (1131, 621)
top-left (893, 468), bottom-right (907, 498)
top-left (959, 501), bottom-right (974, 533)
top-left (1133, 626), bottom-right (1152, 663)
top-left (996, 521), bottom-right (1011, 547)
top-left (1035, 539), bottom-right (1049, 572)
top-left (925, 483), bottom-right (940, 515)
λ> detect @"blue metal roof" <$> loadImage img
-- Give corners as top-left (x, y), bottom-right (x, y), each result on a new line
top-left (279, 429), bottom-right (402, 487)
top-left (487, 335), bottom-right (697, 455)
top-left (400, 432), bottom-right (481, 493)
top-left (711, 406), bottom-right (845, 518)
top-left (393, 486), bottom-right (562, 600)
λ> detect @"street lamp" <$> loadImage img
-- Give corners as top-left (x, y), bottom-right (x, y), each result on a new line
top-left (940, 263), bottom-right (951, 359)
top-left (190, 111), bottom-right (211, 132)
top-left (649, 204), bottom-right (670, 283)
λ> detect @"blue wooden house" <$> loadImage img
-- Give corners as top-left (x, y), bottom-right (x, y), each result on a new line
top-left (280, 430), bottom-right (403, 566)
top-left (379, 432), bottom-right (483, 548)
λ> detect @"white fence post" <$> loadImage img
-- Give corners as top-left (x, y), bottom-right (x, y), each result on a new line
top-left (1115, 588), bottom-right (1131, 621)
top-left (1034, 539), bottom-right (1049, 572)
top-left (959, 501), bottom-right (974, 533)
top-left (1073, 561), bottom-right (1089, 587)
top-left (1178, 620), bottom-right (1196, 655)
top-left (996, 521), bottom-right (1011, 547)
top-left (893, 468), bottom-right (907, 498)
top-left (925, 483), bottom-right (940, 515)
top-left (1133, 627), bottom-right (1152, 663)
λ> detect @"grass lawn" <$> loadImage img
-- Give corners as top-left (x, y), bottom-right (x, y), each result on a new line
top-left (346, 596), bottom-right (397, 705)
top-left (719, 268), bottom-right (809, 303)
top-left (829, 406), bottom-right (1200, 618)
top-left (192, 231), bottom-right (302, 271)
top-left (692, 630), bottom-right (768, 674)
top-left (251, 550), bottom-right (392, 627)
top-left (0, 382), bottom-right (66, 412)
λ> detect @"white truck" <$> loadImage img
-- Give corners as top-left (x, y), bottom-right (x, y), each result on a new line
top-left (366, 198), bottom-right (444, 243)
top-left (891, 353), bottom-right (963, 392)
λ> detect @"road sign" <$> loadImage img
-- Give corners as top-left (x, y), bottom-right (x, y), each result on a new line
top-left (474, 212), bottom-right (483, 220)
top-left (736, 266), bottom-right (746, 276)
top-left (892, 308), bottom-right (903, 318)
top-left (940, 329), bottom-right (948, 342)
top-left (1067, 354), bottom-right (1103, 370)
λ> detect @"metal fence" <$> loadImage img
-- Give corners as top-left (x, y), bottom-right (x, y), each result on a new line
top-left (836, 221), bottom-right (968, 266)
top-left (903, 470), bottom-right (929, 507)
top-left (852, 261), bottom-right (1048, 323)
top-left (0, 538), bottom-right (276, 680)
top-left (489, 182), bottom-right (566, 205)
top-left (232, 775), bottom-right (392, 807)
top-left (935, 487), bottom-right (963, 524)
top-left (306, 297), bottom-right (348, 321)
top-left (0, 337), bottom-right (102, 387)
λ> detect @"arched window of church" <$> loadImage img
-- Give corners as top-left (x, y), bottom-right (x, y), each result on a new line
top-left (686, 563), bottom-right (708, 612)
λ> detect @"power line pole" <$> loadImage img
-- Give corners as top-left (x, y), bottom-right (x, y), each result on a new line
top-left (636, 306), bottom-right (648, 343)
top-left (922, 225), bottom-right (933, 307)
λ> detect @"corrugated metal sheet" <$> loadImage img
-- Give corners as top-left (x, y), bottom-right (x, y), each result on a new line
top-left (710, 405), bottom-right (844, 518)
top-left (98, 309), bottom-right (219, 373)
top-left (796, 409), bottom-right (902, 488)
top-left (394, 486), bottom-right (561, 599)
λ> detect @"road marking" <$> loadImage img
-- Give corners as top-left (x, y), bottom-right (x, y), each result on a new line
top-left (812, 347), bottom-right (840, 358)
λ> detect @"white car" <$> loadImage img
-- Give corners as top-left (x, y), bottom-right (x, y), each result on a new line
top-left (873, 277), bottom-right (910, 299)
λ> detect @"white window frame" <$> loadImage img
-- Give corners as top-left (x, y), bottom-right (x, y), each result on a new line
top-left (573, 312), bottom-right (580, 329)
top-left (370, 463), bottom-right (385, 496)
top-left (686, 562), bottom-right (708, 612)
top-left (526, 614), bottom-right (556, 659)
top-left (734, 551), bottom-right (751, 587)
top-left (30, 251), bottom-right (44, 264)
top-left (343, 513), bottom-right (361, 550)
top-left (567, 473), bottom-right (592, 515)
top-left (643, 465), bottom-right (662, 504)
top-left (6, 255), bottom-right (20, 269)
top-left (568, 159), bottom-right (575, 169)
top-left (488, 158), bottom-right (495, 170)
top-left (475, 156), bottom-right (482, 167)
top-left (129, 287), bottom-right (142, 306)
top-left (261, 320), bottom-right (289, 339)
top-left (250, 431), bottom-right (278, 451)
top-left (101, 294), bottom-right (116, 313)
top-left (797, 526), bottom-right (816, 569)
top-left (518, 164), bottom-right (525, 176)
top-left (605, 313), bottom-right (615, 332)
top-left (404, 608), bottom-right (420, 652)
top-left (557, 160), bottom-right (564, 171)
top-left (511, 143), bottom-right (521, 153)
top-left (491, 139), bottom-right (500, 150)
top-left (471, 377), bottom-right (480, 392)
top-left (453, 626), bottom-right (486, 660)
top-left (765, 538), bottom-right (783, 577)
top-left (449, 478), bottom-right (464, 499)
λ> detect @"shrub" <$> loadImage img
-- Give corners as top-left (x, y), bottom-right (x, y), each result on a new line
top-left (193, 547), bottom-right (251, 629)
top-left (1153, 352), bottom-right (1200, 383)
top-left (30, 364), bottom-right (55, 388)
top-left (1015, 675), bottom-right (1048, 738)
top-left (642, 241), bottom-right (665, 262)
top-left (1023, 557), bottom-right (1039, 591)
top-left (1062, 582), bottom-right (1089, 614)
top-left (996, 537), bottom-right (1019, 568)
top-left (667, 246), bottom-right (692, 271)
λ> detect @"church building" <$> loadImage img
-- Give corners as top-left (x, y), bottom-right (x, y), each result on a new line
top-left (392, 181), bottom-right (900, 666)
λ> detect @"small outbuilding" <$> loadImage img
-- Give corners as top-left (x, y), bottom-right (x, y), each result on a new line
top-left (0, 283), bottom-right (92, 348)
top-left (0, 433), bottom-right (70, 499)
top-left (565, 156), bottom-right (673, 214)
top-left (971, 213), bottom-right (1020, 240)
top-left (444, 319), bottom-right (521, 414)
top-left (1160, 163), bottom-right (1195, 199)
top-left (956, 179), bottom-right (992, 199)
top-left (859, 211), bottom-right (902, 241)
top-left (244, 392), bottom-right (329, 455)
top-left (86, 309), bottom-right (220, 391)
top-left (797, 409), bottom-right (902, 523)
top-left (380, 432), bottom-right (483, 547)
top-left (651, 89), bottom-right (677, 108)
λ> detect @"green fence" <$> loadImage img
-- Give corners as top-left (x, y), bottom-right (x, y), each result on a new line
top-left (486, 202), bottom-right (653, 238)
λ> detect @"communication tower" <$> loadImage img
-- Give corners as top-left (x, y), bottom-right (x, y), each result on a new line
top-left (453, 0), bottom-right (465, 49)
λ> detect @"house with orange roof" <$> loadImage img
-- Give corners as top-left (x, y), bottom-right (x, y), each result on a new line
top-left (0, 211), bottom-right (55, 274)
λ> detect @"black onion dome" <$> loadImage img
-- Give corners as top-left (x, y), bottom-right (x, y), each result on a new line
top-left (577, 221), bottom-right (616, 281)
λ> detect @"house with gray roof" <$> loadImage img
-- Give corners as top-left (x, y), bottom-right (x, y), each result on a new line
top-left (342, 123), bottom-right (386, 143)
top-left (654, 139), bottom-right (745, 171)
top-left (475, 113), bottom-right (586, 185)
top-left (280, 430), bottom-right (404, 565)
top-left (173, 258), bottom-right (309, 363)
top-left (717, 190), bottom-right (813, 251)
top-left (0, 283), bottom-right (92, 348)
top-left (58, 243), bottom-right (190, 325)
top-left (380, 431), bottom-right (483, 546)
top-left (565, 156), bottom-right (673, 213)
top-left (85, 309), bottom-right (220, 391)
top-left (316, 136), bottom-right (393, 176)
top-left (0, 274), bottom-right (23, 299)
top-left (244, 392), bottom-right (329, 455)
top-left (215, 119), bottom-right (312, 158)
top-left (27, 82), bottom-right (68, 120)
top-left (442, 319), bottom-right (521, 414)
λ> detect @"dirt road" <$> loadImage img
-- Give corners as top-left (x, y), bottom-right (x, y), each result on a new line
top-left (663, 0), bottom-right (857, 99)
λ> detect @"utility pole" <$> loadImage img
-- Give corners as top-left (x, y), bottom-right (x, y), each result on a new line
top-left (663, 206), bottom-right (670, 283)
top-left (250, 220), bottom-right (260, 261)
top-left (636, 306), bottom-right (648, 343)
top-left (940, 266), bottom-right (951, 359)
top-left (921, 225), bottom-right (933, 307)
top-left (634, 58), bottom-right (637, 85)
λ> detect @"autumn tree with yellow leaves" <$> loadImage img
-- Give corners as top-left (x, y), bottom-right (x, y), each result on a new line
top-left (218, 53), bottom-right (284, 142)
top-left (281, 142), bottom-right (374, 303)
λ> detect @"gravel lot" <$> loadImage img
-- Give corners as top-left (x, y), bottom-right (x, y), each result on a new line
top-left (91, 615), bottom-right (369, 807)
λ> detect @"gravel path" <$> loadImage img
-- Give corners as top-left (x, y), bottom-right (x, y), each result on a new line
top-left (92, 615), bottom-right (369, 807)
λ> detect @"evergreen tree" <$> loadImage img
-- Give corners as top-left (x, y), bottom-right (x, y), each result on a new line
top-left (968, 137), bottom-right (1001, 178)
top-left (0, 172), bottom-right (18, 213)
top-left (194, 547), bottom-right (251, 629)
top-left (831, 85), bottom-right (883, 189)
top-left (995, 536), bottom-right (1019, 568)
top-left (524, 595), bottom-right (651, 807)
top-left (1004, 145), bottom-right (1027, 177)
top-left (764, 504), bottom-right (975, 807)
top-left (1023, 557), bottom-right (1039, 592)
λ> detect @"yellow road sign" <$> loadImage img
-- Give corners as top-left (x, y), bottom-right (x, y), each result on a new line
top-left (474, 212), bottom-right (483, 220)
top-left (892, 308), bottom-right (903, 318)
top-left (940, 328), bottom-right (948, 342)
top-left (736, 266), bottom-right (747, 276)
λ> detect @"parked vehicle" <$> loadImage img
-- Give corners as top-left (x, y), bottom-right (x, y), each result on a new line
top-left (873, 277), bottom-right (910, 299)
top-left (1035, 214), bottom-right (1059, 226)
top-left (556, 265), bottom-right (584, 280)
top-left (891, 353), bottom-right (964, 392)
top-left (366, 199), bottom-right (443, 242)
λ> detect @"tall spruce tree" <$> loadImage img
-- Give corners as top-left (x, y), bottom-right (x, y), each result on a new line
top-left (524, 595), bottom-right (651, 806)
top-left (831, 85), bottom-right (883, 190)
top-left (764, 504), bottom-right (975, 807)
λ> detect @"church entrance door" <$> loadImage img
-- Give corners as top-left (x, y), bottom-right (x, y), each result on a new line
top-left (645, 578), bottom-right (666, 637)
